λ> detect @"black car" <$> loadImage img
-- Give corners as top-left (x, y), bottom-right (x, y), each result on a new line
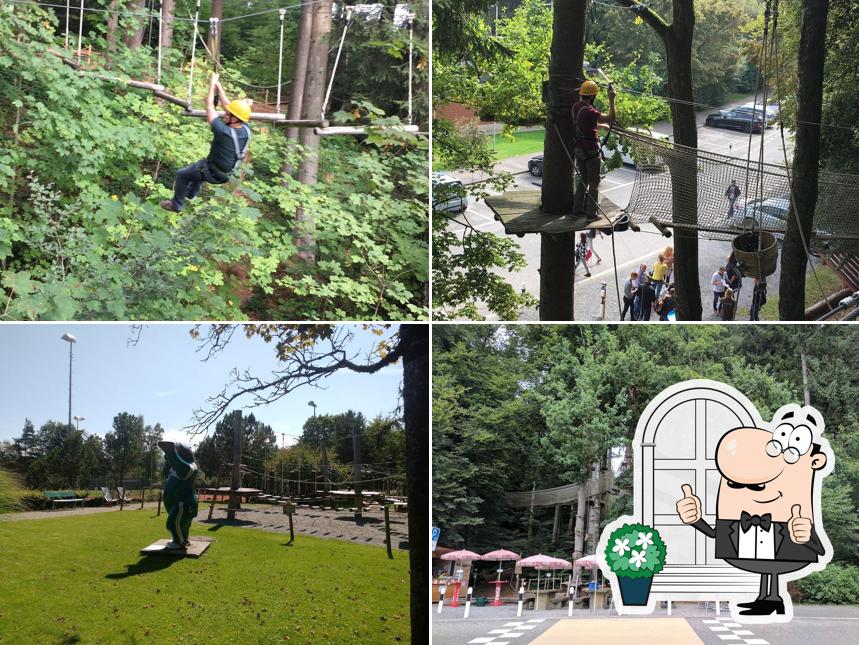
top-left (528, 154), bottom-right (544, 177)
top-left (705, 109), bottom-right (764, 133)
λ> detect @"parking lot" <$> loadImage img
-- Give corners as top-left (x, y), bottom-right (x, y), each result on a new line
top-left (444, 96), bottom-right (796, 321)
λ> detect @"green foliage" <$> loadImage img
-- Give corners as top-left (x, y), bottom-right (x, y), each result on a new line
top-left (195, 410), bottom-right (276, 487)
top-left (794, 563), bottom-right (859, 604)
top-left (604, 523), bottom-right (666, 578)
top-left (104, 412), bottom-right (145, 487)
top-left (0, 4), bottom-right (428, 320)
top-left (0, 511), bottom-right (409, 642)
top-left (0, 468), bottom-right (27, 514)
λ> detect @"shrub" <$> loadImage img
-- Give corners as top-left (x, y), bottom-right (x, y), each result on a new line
top-left (794, 563), bottom-right (859, 604)
top-left (604, 522), bottom-right (667, 579)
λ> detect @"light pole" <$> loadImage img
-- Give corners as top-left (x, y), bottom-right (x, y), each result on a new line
top-left (308, 400), bottom-right (325, 493)
top-left (61, 333), bottom-right (76, 428)
top-left (74, 415), bottom-right (85, 432)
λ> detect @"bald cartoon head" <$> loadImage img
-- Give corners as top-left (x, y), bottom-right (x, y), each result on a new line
top-left (715, 406), bottom-right (828, 522)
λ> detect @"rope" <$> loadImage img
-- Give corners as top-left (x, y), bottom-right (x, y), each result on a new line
top-left (75, 0), bottom-right (83, 63)
top-left (771, 0), bottom-right (831, 310)
top-left (187, 0), bottom-right (201, 105)
top-left (64, 0), bottom-right (69, 49)
top-left (322, 6), bottom-right (353, 121)
top-left (4, 0), bottom-right (197, 22)
top-left (276, 7), bottom-right (286, 113)
top-left (155, 0), bottom-right (162, 84)
top-left (550, 120), bottom-right (623, 317)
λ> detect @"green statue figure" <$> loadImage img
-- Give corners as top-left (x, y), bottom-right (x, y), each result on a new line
top-left (158, 441), bottom-right (199, 550)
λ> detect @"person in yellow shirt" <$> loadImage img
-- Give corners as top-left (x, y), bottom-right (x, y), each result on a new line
top-left (651, 255), bottom-right (669, 299)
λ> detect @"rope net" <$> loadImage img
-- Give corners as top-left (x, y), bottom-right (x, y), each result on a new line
top-left (616, 127), bottom-right (859, 251)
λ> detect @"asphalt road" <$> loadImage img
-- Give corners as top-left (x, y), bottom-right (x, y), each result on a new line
top-left (432, 603), bottom-right (859, 645)
top-left (445, 96), bottom-right (802, 321)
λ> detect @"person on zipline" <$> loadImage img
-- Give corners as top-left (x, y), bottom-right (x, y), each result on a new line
top-left (160, 72), bottom-right (252, 212)
top-left (572, 80), bottom-right (616, 220)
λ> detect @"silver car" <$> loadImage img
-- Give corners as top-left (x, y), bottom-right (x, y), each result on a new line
top-left (731, 197), bottom-right (790, 239)
top-left (432, 173), bottom-right (468, 214)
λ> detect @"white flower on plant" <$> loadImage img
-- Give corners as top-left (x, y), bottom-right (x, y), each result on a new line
top-left (635, 531), bottom-right (654, 548)
top-left (612, 538), bottom-right (631, 556)
top-left (629, 550), bottom-right (647, 569)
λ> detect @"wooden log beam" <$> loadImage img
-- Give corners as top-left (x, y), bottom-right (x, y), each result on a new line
top-left (314, 125), bottom-right (420, 136)
top-left (153, 90), bottom-right (191, 110)
top-left (180, 109), bottom-right (328, 126)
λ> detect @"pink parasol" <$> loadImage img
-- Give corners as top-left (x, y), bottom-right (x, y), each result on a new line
top-left (574, 554), bottom-right (600, 568)
top-left (518, 554), bottom-right (570, 594)
top-left (482, 549), bottom-right (522, 606)
top-left (440, 549), bottom-right (483, 562)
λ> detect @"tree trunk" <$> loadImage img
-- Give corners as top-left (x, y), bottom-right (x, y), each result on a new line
top-left (106, 0), bottom-right (121, 57)
top-left (207, 0), bottom-right (224, 56)
top-left (160, 0), bottom-right (174, 49)
top-left (539, 0), bottom-right (587, 320)
top-left (285, 1), bottom-right (314, 155)
top-left (124, 0), bottom-right (147, 49)
top-left (295, 0), bottom-right (331, 261)
top-left (587, 460), bottom-right (601, 554)
top-left (779, 0), bottom-right (829, 320)
top-left (664, 4), bottom-right (701, 321)
top-left (400, 324), bottom-right (428, 645)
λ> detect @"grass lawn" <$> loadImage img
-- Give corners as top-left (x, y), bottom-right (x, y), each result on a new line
top-left (0, 510), bottom-right (409, 643)
top-left (490, 128), bottom-right (545, 160)
top-left (737, 263), bottom-right (844, 321)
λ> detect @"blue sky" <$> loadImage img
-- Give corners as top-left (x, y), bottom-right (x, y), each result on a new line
top-left (0, 324), bottom-right (403, 448)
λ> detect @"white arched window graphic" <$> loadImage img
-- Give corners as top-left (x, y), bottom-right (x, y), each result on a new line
top-left (636, 383), bottom-right (760, 601)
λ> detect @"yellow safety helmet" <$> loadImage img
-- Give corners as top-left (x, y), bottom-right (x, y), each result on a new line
top-left (226, 99), bottom-right (252, 123)
top-left (580, 80), bottom-right (600, 96)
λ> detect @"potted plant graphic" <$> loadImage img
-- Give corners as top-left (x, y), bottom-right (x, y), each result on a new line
top-left (603, 522), bottom-right (667, 606)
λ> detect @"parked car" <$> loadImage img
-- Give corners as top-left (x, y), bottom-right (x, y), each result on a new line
top-left (528, 154), bottom-right (544, 177)
top-left (705, 109), bottom-right (764, 133)
top-left (737, 102), bottom-right (779, 124)
top-left (432, 172), bottom-right (468, 214)
top-left (730, 197), bottom-right (790, 238)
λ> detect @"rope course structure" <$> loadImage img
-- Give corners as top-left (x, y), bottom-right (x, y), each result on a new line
top-left (8, 0), bottom-right (420, 134)
top-left (618, 126), bottom-right (859, 252)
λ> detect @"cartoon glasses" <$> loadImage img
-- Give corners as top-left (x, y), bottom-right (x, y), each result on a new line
top-left (766, 423), bottom-right (813, 464)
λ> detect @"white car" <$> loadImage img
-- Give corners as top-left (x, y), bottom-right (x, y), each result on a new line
top-left (730, 197), bottom-right (790, 239)
top-left (602, 128), bottom-right (671, 168)
top-left (432, 173), bottom-right (468, 214)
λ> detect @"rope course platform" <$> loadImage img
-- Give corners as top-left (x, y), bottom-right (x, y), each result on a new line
top-left (616, 127), bottom-right (859, 250)
top-left (484, 190), bottom-right (628, 237)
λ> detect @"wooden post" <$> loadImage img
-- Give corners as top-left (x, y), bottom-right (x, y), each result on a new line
top-left (208, 493), bottom-right (216, 520)
top-left (352, 420), bottom-right (362, 524)
top-left (228, 411), bottom-right (242, 521)
top-left (384, 503), bottom-right (394, 560)
top-left (283, 503), bottom-right (296, 542)
top-left (552, 504), bottom-right (561, 543)
top-left (156, 490), bottom-right (162, 516)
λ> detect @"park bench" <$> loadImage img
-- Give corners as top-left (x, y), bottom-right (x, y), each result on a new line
top-left (43, 490), bottom-right (84, 509)
top-left (101, 487), bottom-right (118, 506)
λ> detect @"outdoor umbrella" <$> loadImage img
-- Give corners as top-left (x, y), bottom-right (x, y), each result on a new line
top-left (573, 554), bottom-right (603, 612)
top-left (517, 554), bottom-right (561, 599)
top-left (482, 549), bottom-right (521, 606)
top-left (546, 557), bottom-right (573, 592)
top-left (440, 549), bottom-right (483, 606)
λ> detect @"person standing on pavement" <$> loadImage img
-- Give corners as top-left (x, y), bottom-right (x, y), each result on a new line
top-left (726, 179), bottom-right (741, 216)
top-left (575, 232), bottom-right (592, 278)
top-left (750, 278), bottom-right (767, 321)
top-left (636, 276), bottom-right (656, 321)
top-left (633, 263), bottom-right (648, 320)
top-left (572, 80), bottom-right (616, 220)
top-left (711, 266), bottom-right (729, 313)
top-left (719, 287), bottom-right (737, 321)
top-left (651, 254), bottom-right (669, 299)
top-left (726, 254), bottom-right (743, 301)
top-left (621, 271), bottom-right (639, 321)
top-left (586, 228), bottom-right (603, 264)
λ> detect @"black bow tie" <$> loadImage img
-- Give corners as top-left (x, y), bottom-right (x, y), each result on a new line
top-left (740, 511), bottom-right (772, 532)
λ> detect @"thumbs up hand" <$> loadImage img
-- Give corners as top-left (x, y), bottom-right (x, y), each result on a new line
top-left (789, 504), bottom-right (812, 544)
top-left (676, 483), bottom-right (702, 524)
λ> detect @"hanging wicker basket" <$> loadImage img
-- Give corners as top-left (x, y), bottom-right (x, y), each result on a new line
top-left (732, 231), bottom-right (778, 279)
top-left (600, 213), bottom-right (631, 235)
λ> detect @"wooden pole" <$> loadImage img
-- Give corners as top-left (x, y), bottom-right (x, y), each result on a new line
top-left (352, 420), bottom-right (362, 524)
top-left (288, 509), bottom-right (295, 543)
top-left (384, 503), bottom-right (393, 559)
top-left (157, 490), bottom-right (162, 516)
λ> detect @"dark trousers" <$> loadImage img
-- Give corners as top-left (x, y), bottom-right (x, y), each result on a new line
top-left (621, 296), bottom-right (635, 321)
top-left (172, 158), bottom-right (227, 210)
top-left (713, 291), bottom-right (723, 311)
top-left (638, 303), bottom-right (652, 321)
top-left (573, 148), bottom-right (601, 217)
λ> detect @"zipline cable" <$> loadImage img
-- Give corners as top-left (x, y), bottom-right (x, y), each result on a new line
top-left (407, 12), bottom-right (414, 125)
top-left (155, 0), bottom-right (162, 84)
top-left (75, 0), bottom-right (83, 63)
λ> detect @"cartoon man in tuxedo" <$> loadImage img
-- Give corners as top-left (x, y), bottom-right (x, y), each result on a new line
top-left (676, 404), bottom-right (831, 617)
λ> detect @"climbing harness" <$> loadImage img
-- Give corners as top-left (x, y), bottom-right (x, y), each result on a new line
top-left (228, 123), bottom-right (252, 174)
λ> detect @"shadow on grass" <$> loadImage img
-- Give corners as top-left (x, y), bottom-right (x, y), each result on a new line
top-left (200, 518), bottom-right (257, 533)
top-left (105, 556), bottom-right (179, 579)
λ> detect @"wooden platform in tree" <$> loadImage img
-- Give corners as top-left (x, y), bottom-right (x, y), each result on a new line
top-left (484, 190), bottom-right (625, 236)
top-left (140, 536), bottom-right (214, 558)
